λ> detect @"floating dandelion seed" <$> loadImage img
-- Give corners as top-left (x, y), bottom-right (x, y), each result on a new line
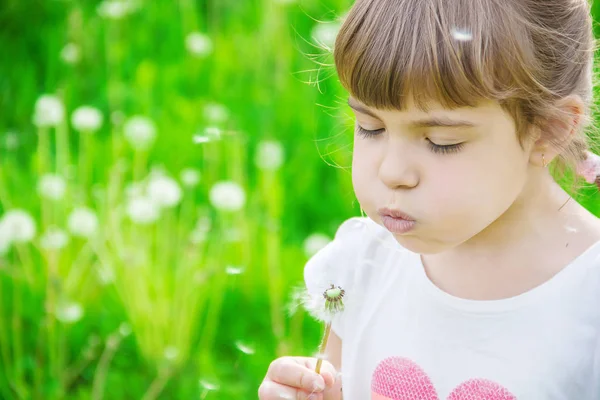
top-left (451, 28), bottom-right (473, 42)
top-left (234, 340), bottom-right (256, 355)
top-left (225, 265), bottom-right (245, 275)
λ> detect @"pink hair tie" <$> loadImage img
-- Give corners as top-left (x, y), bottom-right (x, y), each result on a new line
top-left (576, 150), bottom-right (600, 185)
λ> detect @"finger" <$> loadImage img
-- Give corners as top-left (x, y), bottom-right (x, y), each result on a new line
top-left (266, 357), bottom-right (326, 393)
top-left (323, 372), bottom-right (343, 400)
top-left (258, 380), bottom-right (324, 400)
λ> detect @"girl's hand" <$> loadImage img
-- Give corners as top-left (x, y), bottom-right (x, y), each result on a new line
top-left (258, 356), bottom-right (342, 400)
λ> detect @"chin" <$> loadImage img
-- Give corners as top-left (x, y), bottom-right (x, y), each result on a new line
top-left (391, 234), bottom-right (450, 255)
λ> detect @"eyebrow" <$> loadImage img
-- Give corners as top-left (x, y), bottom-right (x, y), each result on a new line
top-left (347, 99), bottom-right (477, 128)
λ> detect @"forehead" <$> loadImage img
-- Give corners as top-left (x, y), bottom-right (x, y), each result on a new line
top-left (347, 96), bottom-right (508, 126)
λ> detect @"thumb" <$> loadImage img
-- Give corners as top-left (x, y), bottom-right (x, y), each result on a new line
top-left (323, 371), bottom-right (343, 400)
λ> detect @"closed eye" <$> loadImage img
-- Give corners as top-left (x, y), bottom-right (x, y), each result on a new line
top-left (355, 125), bottom-right (465, 155)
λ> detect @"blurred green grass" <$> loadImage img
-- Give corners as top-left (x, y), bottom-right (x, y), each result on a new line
top-left (0, 0), bottom-right (599, 399)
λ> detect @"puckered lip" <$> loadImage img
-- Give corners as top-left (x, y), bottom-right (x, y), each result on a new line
top-left (377, 207), bottom-right (416, 221)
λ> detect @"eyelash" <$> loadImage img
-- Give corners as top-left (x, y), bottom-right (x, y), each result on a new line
top-left (355, 126), bottom-right (465, 155)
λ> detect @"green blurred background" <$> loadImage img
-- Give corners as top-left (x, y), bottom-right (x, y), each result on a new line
top-left (0, 0), bottom-right (599, 399)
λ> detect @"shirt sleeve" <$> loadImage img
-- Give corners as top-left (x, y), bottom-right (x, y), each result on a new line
top-left (303, 216), bottom-right (371, 340)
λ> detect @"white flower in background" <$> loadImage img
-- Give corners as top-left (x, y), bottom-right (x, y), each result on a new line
top-left (203, 103), bottom-right (229, 124)
top-left (180, 168), bottom-right (201, 187)
top-left (303, 233), bottom-right (332, 258)
top-left (209, 181), bottom-right (246, 212)
top-left (126, 196), bottom-right (160, 224)
top-left (255, 140), bottom-right (285, 171)
top-left (193, 126), bottom-right (221, 144)
top-left (40, 227), bottom-right (69, 250)
top-left (311, 21), bottom-right (341, 49)
top-left (185, 32), bottom-right (213, 57)
top-left (97, 0), bottom-right (133, 19)
top-left (71, 106), bottom-right (104, 133)
top-left (123, 116), bottom-right (157, 150)
top-left (67, 207), bottom-right (99, 238)
top-left (147, 175), bottom-right (182, 208)
top-left (55, 301), bottom-right (84, 323)
top-left (3, 131), bottom-right (19, 150)
top-left (163, 345), bottom-right (179, 361)
top-left (234, 340), bottom-right (256, 355)
top-left (0, 220), bottom-right (11, 255)
top-left (38, 174), bottom-right (67, 200)
top-left (60, 43), bottom-right (81, 64)
top-left (2, 210), bottom-right (36, 243)
top-left (199, 378), bottom-right (220, 392)
top-left (225, 265), bottom-right (245, 275)
top-left (33, 95), bottom-right (65, 128)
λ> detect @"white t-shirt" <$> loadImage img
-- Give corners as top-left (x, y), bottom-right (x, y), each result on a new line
top-left (304, 216), bottom-right (600, 400)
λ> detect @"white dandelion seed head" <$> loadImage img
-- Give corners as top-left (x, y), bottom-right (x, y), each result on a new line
top-left (33, 94), bottom-right (65, 128)
top-left (118, 322), bottom-right (132, 337)
top-left (209, 181), bottom-right (246, 212)
top-left (311, 21), bottom-right (341, 49)
top-left (67, 207), bottom-right (99, 238)
top-left (199, 378), bottom-right (220, 391)
top-left (255, 140), bottom-right (285, 171)
top-left (147, 175), bottom-right (183, 208)
top-left (55, 301), bottom-right (84, 323)
top-left (451, 28), bottom-right (473, 42)
top-left (40, 227), bottom-right (69, 250)
top-left (96, 0), bottom-right (132, 19)
top-left (180, 168), bottom-right (201, 187)
top-left (2, 210), bottom-right (36, 243)
top-left (225, 265), bottom-right (245, 275)
top-left (38, 174), bottom-right (67, 200)
top-left (234, 340), bottom-right (255, 355)
top-left (203, 103), bottom-right (229, 124)
top-left (303, 233), bottom-right (332, 258)
top-left (126, 196), bottom-right (160, 224)
top-left (185, 32), bottom-right (213, 57)
top-left (71, 106), bottom-right (104, 133)
top-left (123, 116), bottom-right (157, 150)
top-left (60, 42), bottom-right (81, 64)
top-left (163, 345), bottom-right (179, 361)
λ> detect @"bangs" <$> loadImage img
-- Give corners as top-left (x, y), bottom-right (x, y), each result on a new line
top-left (333, 0), bottom-right (540, 112)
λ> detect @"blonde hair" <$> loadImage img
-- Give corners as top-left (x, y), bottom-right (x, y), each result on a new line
top-left (333, 0), bottom-right (599, 193)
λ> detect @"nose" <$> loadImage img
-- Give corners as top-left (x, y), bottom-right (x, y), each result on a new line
top-left (378, 145), bottom-right (419, 189)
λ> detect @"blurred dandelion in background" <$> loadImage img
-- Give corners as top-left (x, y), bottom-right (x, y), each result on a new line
top-left (2, 210), bottom-right (36, 244)
top-left (67, 207), bottom-right (99, 238)
top-left (123, 116), bottom-right (157, 150)
top-left (255, 140), bottom-right (285, 171)
top-left (185, 32), bottom-right (213, 57)
top-left (33, 94), bottom-right (65, 128)
top-left (60, 42), bottom-right (81, 64)
top-left (71, 106), bottom-right (104, 133)
top-left (37, 174), bottom-right (67, 200)
top-left (209, 181), bottom-right (246, 212)
top-left (40, 227), bottom-right (70, 250)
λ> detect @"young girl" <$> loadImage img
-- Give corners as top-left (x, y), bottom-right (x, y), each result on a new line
top-left (259, 0), bottom-right (600, 398)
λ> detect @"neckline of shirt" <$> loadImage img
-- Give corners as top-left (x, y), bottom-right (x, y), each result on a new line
top-left (409, 238), bottom-right (600, 314)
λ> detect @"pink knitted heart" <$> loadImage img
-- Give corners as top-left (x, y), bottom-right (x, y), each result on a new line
top-left (371, 356), bottom-right (516, 400)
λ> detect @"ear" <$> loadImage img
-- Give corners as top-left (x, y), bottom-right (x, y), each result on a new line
top-left (529, 95), bottom-right (584, 167)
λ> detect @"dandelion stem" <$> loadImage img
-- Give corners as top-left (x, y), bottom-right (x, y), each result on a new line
top-left (141, 366), bottom-right (172, 400)
top-left (315, 322), bottom-right (332, 374)
top-left (91, 334), bottom-right (121, 400)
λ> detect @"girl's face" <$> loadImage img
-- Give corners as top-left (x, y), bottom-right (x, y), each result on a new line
top-left (350, 95), bottom-right (537, 255)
